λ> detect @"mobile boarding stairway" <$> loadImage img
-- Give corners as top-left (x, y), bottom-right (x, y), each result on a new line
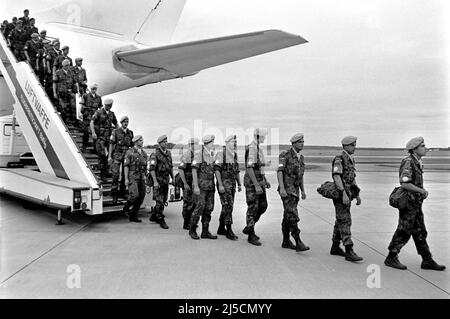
top-left (0, 33), bottom-right (126, 217)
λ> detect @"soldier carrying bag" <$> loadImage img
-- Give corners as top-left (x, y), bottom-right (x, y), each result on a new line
top-left (389, 186), bottom-right (408, 210)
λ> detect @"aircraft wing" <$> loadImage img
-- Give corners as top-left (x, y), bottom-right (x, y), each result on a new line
top-left (115, 30), bottom-right (308, 76)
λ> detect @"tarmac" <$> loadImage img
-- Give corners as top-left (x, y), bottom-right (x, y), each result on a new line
top-left (0, 166), bottom-right (449, 299)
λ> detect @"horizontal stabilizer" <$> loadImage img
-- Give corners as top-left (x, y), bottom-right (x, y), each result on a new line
top-left (116, 30), bottom-right (308, 76)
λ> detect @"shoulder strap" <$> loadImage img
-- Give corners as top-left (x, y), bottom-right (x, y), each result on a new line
top-left (223, 146), bottom-right (226, 165)
top-left (256, 143), bottom-right (260, 163)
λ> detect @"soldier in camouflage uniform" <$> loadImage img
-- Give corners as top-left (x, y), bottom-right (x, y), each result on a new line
top-left (384, 137), bottom-right (445, 271)
top-left (277, 133), bottom-right (310, 252)
top-left (148, 135), bottom-right (173, 229)
top-left (108, 116), bottom-right (133, 205)
top-left (1, 20), bottom-right (8, 36)
top-left (80, 83), bottom-right (102, 151)
top-left (35, 39), bottom-right (49, 86)
top-left (243, 128), bottom-right (271, 246)
top-left (7, 20), bottom-right (28, 61)
top-left (24, 18), bottom-right (38, 40)
top-left (330, 136), bottom-right (363, 262)
top-left (53, 45), bottom-right (73, 74)
top-left (53, 59), bottom-right (79, 122)
top-left (123, 135), bottom-right (148, 223)
top-left (189, 135), bottom-right (218, 240)
top-left (178, 138), bottom-right (200, 230)
top-left (23, 33), bottom-right (42, 71)
top-left (90, 98), bottom-right (118, 182)
top-left (4, 17), bottom-right (18, 39)
top-left (214, 135), bottom-right (241, 240)
top-left (72, 57), bottom-right (88, 95)
top-left (45, 39), bottom-right (61, 101)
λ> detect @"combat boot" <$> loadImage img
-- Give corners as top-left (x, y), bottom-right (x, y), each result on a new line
top-left (149, 209), bottom-right (157, 222)
top-left (129, 211), bottom-right (142, 223)
top-left (225, 224), bottom-right (238, 241)
top-left (247, 228), bottom-right (261, 246)
top-left (384, 252), bottom-right (407, 270)
top-left (189, 224), bottom-right (200, 240)
top-left (183, 219), bottom-right (190, 230)
top-left (111, 191), bottom-right (118, 206)
top-left (345, 246), bottom-right (363, 262)
top-left (421, 255), bottom-right (446, 271)
top-left (122, 202), bottom-right (131, 218)
top-left (243, 226), bottom-right (260, 240)
top-left (281, 230), bottom-right (296, 250)
top-left (201, 224), bottom-right (218, 239)
top-left (217, 221), bottom-right (227, 236)
top-left (159, 219), bottom-right (169, 230)
top-left (293, 234), bottom-right (310, 252)
top-left (330, 242), bottom-right (346, 257)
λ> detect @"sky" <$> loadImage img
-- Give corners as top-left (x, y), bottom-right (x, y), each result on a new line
top-left (110, 0), bottom-right (450, 148)
top-left (2, 0), bottom-right (449, 147)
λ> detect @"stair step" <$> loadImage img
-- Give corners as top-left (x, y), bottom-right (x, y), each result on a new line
top-left (102, 205), bottom-right (126, 214)
top-left (102, 195), bottom-right (127, 207)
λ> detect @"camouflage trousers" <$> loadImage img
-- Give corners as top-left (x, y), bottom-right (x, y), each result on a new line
top-left (190, 189), bottom-right (215, 227)
top-left (332, 199), bottom-right (353, 247)
top-left (245, 186), bottom-right (268, 229)
top-left (388, 204), bottom-right (430, 256)
top-left (281, 194), bottom-right (301, 236)
top-left (153, 183), bottom-right (169, 222)
top-left (110, 158), bottom-right (125, 194)
top-left (58, 92), bottom-right (76, 121)
top-left (219, 188), bottom-right (236, 225)
top-left (95, 138), bottom-right (109, 179)
top-left (81, 119), bottom-right (91, 149)
top-left (182, 186), bottom-right (195, 223)
top-left (125, 178), bottom-right (146, 218)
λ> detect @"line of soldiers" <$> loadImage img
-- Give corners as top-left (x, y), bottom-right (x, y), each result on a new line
top-left (114, 128), bottom-right (445, 271)
top-left (2, 10), bottom-right (444, 272)
top-left (3, 9), bottom-right (88, 124)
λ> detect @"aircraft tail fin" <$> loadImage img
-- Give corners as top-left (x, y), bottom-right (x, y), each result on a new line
top-left (34, 0), bottom-right (186, 45)
top-left (133, 0), bottom-right (187, 46)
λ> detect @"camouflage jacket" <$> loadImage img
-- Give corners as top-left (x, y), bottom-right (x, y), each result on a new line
top-left (124, 147), bottom-right (148, 181)
top-left (92, 108), bottom-right (117, 140)
top-left (214, 147), bottom-right (239, 190)
top-left (399, 154), bottom-right (423, 188)
top-left (178, 147), bottom-right (196, 175)
top-left (244, 140), bottom-right (266, 188)
top-left (72, 66), bottom-right (87, 85)
top-left (193, 146), bottom-right (215, 191)
top-left (53, 55), bottom-right (73, 71)
top-left (277, 147), bottom-right (305, 197)
top-left (149, 147), bottom-right (173, 184)
top-left (110, 128), bottom-right (134, 160)
top-left (8, 28), bottom-right (28, 47)
top-left (53, 69), bottom-right (76, 93)
top-left (332, 151), bottom-right (358, 198)
top-left (80, 93), bottom-right (102, 120)
top-left (46, 48), bottom-right (61, 68)
top-left (23, 39), bottom-right (42, 61)
top-left (399, 154), bottom-right (424, 203)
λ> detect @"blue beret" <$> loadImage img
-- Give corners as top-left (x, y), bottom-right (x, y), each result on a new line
top-left (406, 136), bottom-right (424, 150)
top-left (225, 135), bottom-right (236, 144)
top-left (202, 135), bottom-right (215, 144)
top-left (341, 136), bottom-right (357, 146)
top-left (157, 135), bottom-right (167, 144)
top-left (290, 133), bottom-right (304, 143)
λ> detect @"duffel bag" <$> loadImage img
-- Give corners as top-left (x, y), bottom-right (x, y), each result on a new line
top-left (317, 181), bottom-right (342, 200)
